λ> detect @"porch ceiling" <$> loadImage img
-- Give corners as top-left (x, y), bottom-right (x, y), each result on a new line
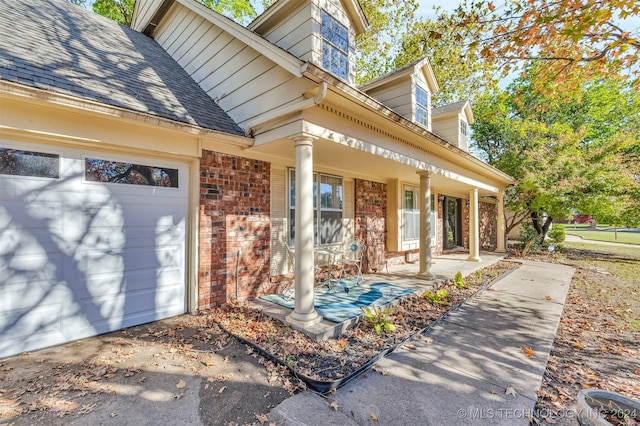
top-left (247, 136), bottom-right (498, 198)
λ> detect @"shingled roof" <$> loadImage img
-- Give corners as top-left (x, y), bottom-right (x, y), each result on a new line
top-left (0, 0), bottom-right (244, 136)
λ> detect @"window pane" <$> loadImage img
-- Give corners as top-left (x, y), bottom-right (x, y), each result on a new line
top-left (416, 86), bottom-right (429, 108)
top-left (403, 209), bottom-right (419, 240)
top-left (320, 210), bottom-right (343, 244)
top-left (0, 148), bottom-right (59, 178)
top-left (289, 169), bottom-right (295, 207)
top-left (416, 106), bottom-right (428, 126)
top-left (320, 175), bottom-right (342, 209)
top-left (404, 190), bottom-right (414, 209)
top-left (86, 158), bottom-right (178, 187)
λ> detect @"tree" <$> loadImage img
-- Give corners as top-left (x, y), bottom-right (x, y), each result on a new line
top-left (92, 0), bottom-right (134, 26)
top-left (472, 66), bottom-right (640, 243)
top-left (452, 0), bottom-right (640, 93)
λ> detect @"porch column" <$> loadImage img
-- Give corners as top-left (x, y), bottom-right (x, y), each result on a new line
top-left (286, 136), bottom-right (322, 328)
top-left (417, 171), bottom-right (434, 279)
top-left (496, 191), bottom-right (506, 253)
top-left (468, 187), bottom-right (481, 261)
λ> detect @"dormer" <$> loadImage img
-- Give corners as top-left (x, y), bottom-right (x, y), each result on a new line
top-left (358, 57), bottom-right (439, 131)
top-left (432, 100), bottom-right (474, 151)
top-left (248, 0), bottom-right (368, 86)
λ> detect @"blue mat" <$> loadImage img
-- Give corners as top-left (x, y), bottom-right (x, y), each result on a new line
top-left (260, 281), bottom-right (415, 323)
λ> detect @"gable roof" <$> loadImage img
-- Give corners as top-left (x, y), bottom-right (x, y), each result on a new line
top-left (358, 56), bottom-right (439, 94)
top-left (0, 0), bottom-right (244, 136)
top-left (432, 100), bottom-right (474, 124)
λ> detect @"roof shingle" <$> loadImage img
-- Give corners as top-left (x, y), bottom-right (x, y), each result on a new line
top-left (0, 0), bottom-right (245, 136)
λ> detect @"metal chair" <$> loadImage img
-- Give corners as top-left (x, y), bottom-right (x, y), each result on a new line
top-left (336, 237), bottom-right (366, 285)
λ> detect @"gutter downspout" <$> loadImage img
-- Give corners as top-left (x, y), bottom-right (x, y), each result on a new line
top-left (247, 82), bottom-right (328, 137)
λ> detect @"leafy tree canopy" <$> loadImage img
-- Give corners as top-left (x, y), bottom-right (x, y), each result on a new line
top-left (450, 0), bottom-right (640, 94)
top-left (473, 65), bottom-right (640, 236)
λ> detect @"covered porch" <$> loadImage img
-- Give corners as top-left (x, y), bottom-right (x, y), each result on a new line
top-left (253, 251), bottom-right (507, 340)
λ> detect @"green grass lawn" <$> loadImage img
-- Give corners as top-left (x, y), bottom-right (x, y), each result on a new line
top-left (564, 226), bottom-right (640, 245)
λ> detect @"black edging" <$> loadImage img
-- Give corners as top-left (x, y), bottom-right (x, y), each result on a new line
top-left (216, 261), bottom-right (522, 395)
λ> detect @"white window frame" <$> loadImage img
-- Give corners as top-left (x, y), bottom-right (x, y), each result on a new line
top-left (321, 10), bottom-right (349, 81)
top-left (415, 85), bottom-right (430, 127)
top-left (460, 119), bottom-right (468, 137)
top-left (402, 185), bottom-right (437, 245)
top-left (288, 169), bottom-right (344, 247)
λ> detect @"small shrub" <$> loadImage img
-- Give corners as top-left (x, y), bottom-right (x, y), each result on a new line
top-left (548, 223), bottom-right (566, 243)
top-left (519, 221), bottom-right (543, 255)
top-left (453, 271), bottom-right (469, 289)
top-left (423, 288), bottom-right (449, 305)
top-left (360, 305), bottom-right (396, 334)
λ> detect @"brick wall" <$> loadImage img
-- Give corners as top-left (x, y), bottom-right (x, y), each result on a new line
top-left (479, 201), bottom-right (497, 250)
top-left (354, 179), bottom-right (386, 272)
top-left (199, 151), bottom-right (271, 308)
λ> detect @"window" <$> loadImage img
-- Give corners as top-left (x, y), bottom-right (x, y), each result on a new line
top-left (289, 169), bottom-right (343, 246)
top-left (460, 119), bottom-right (468, 137)
top-left (415, 86), bottom-right (429, 127)
top-left (85, 158), bottom-right (178, 187)
top-left (402, 186), bottom-right (436, 241)
top-left (0, 148), bottom-right (59, 178)
top-left (321, 11), bottom-right (349, 80)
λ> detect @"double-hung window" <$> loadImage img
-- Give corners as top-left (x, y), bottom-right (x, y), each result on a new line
top-left (460, 120), bottom-right (468, 137)
top-left (402, 185), bottom-right (436, 242)
top-left (415, 86), bottom-right (430, 127)
top-left (321, 11), bottom-right (349, 80)
top-left (289, 169), bottom-right (343, 246)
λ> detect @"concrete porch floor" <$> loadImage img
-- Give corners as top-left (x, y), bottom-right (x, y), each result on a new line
top-left (251, 251), bottom-right (508, 340)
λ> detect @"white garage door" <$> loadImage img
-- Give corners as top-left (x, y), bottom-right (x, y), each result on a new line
top-left (0, 141), bottom-right (188, 358)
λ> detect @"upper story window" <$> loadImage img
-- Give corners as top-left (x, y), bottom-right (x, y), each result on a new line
top-left (460, 119), bottom-right (469, 137)
top-left (415, 86), bottom-right (430, 127)
top-left (321, 11), bottom-right (349, 80)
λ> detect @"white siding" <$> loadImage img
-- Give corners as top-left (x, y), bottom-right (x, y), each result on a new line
top-left (364, 81), bottom-right (413, 120)
top-left (433, 114), bottom-right (463, 149)
top-left (259, 3), bottom-right (314, 61)
top-left (151, 5), bottom-right (308, 130)
top-left (131, 0), bottom-right (165, 32)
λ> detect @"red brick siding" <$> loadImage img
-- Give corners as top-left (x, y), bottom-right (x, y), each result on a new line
top-left (198, 151), bottom-right (271, 308)
top-left (479, 201), bottom-right (498, 250)
top-left (354, 179), bottom-right (386, 272)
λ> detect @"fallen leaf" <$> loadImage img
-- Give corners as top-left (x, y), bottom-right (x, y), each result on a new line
top-left (545, 295), bottom-right (552, 301)
top-left (219, 386), bottom-right (227, 394)
top-left (256, 413), bottom-right (268, 424)
top-left (110, 412), bottom-right (117, 418)
top-left (522, 347), bottom-right (535, 357)
top-left (404, 343), bottom-right (417, 350)
top-left (330, 401), bottom-right (339, 411)
top-left (505, 387), bottom-right (518, 397)
top-left (176, 379), bottom-right (186, 389)
top-left (575, 341), bottom-right (585, 349)
top-left (423, 337), bottom-right (433, 344)
top-left (371, 413), bottom-right (378, 421)
top-left (634, 370), bottom-right (640, 376)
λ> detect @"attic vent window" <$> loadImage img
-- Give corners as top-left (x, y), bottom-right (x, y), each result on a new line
top-left (321, 11), bottom-right (348, 80)
top-left (415, 86), bottom-right (430, 126)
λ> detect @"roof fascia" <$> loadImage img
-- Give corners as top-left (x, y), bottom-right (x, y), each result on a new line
top-left (303, 64), bottom-right (514, 183)
top-left (0, 81), bottom-right (253, 147)
top-left (176, 0), bottom-right (304, 77)
top-left (419, 58), bottom-right (439, 94)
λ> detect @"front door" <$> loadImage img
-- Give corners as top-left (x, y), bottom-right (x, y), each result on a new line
top-left (443, 197), bottom-right (462, 249)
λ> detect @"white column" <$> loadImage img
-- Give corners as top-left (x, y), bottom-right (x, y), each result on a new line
top-left (417, 172), bottom-right (434, 279)
top-left (496, 191), bottom-right (506, 253)
top-left (286, 136), bottom-right (322, 328)
top-left (468, 187), bottom-right (481, 262)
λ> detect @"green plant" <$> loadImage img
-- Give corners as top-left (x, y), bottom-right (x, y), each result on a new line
top-left (519, 221), bottom-right (544, 255)
top-left (423, 288), bottom-right (449, 305)
top-left (360, 305), bottom-right (396, 334)
top-left (548, 223), bottom-right (566, 243)
top-left (453, 271), bottom-right (469, 289)
top-left (282, 353), bottom-right (295, 369)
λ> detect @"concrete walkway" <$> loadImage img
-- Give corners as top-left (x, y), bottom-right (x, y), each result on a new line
top-left (269, 260), bottom-right (575, 425)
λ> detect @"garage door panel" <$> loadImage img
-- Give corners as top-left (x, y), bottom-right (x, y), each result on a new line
top-left (0, 143), bottom-right (188, 358)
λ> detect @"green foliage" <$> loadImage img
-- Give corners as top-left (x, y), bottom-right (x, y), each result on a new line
top-left (360, 305), bottom-right (396, 334)
top-left (453, 271), bottom-right (468, 289)
top-left (548, 224), bottom-right (566, 243)
top-left (473, 73), bottom-right (640, 237)
top-left (519, 221), bottom-right (544, 254)
top-left (92, 0), bottom-right (135, 26)
top-left (423, 288), bottom-right (449, 305)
